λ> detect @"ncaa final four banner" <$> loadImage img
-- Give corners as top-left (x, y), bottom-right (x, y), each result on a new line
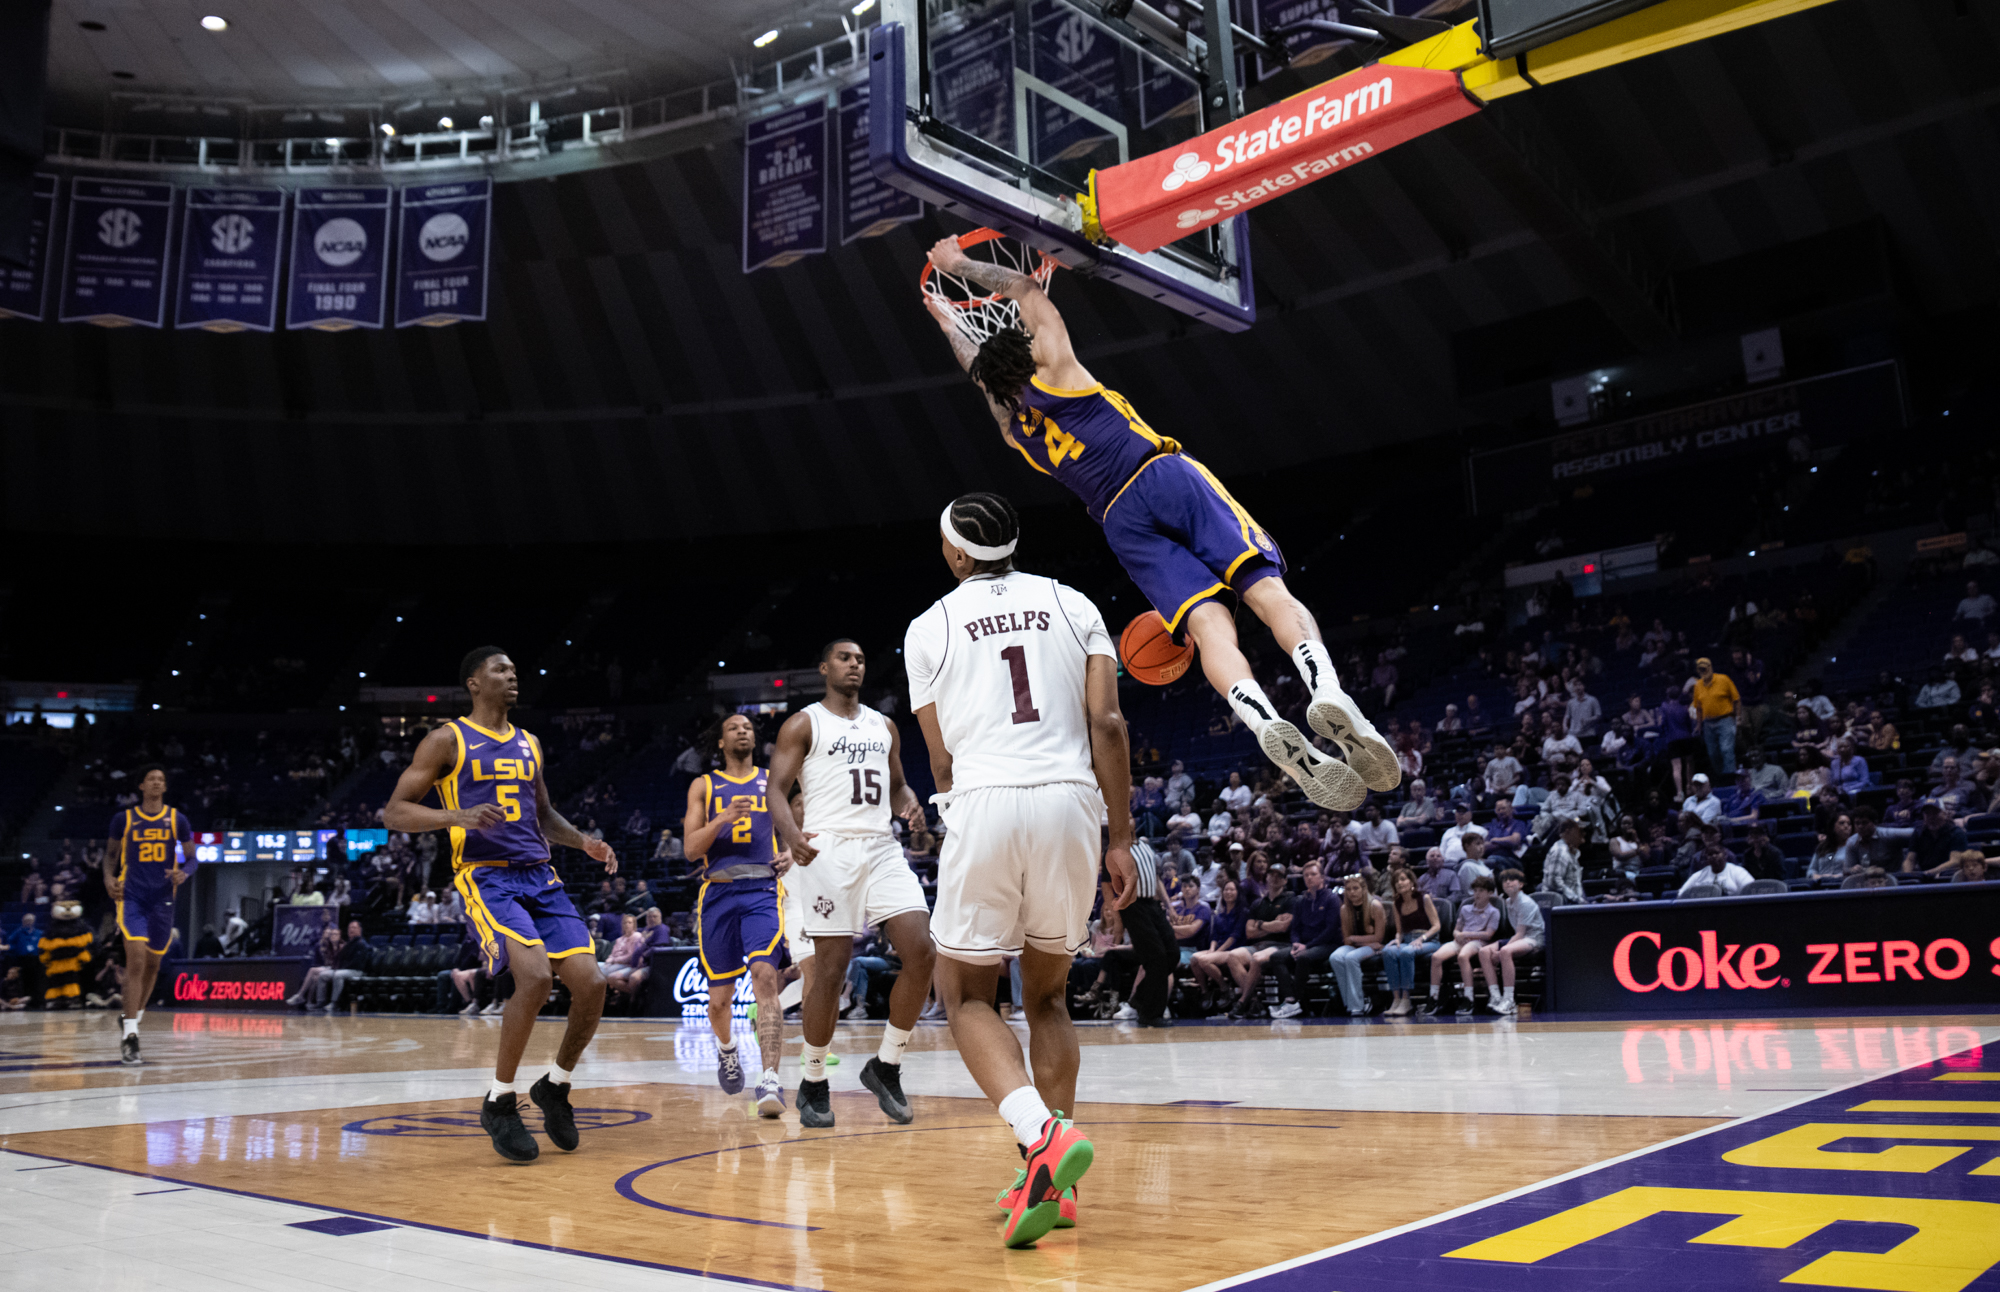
top-left (287, 186), bottom-right (391, 331)
top-left (0, 173), bottom-right (58, 322)
top-left (58, 178), bottom-right (176, 328)
top-left (175, 188), bottom-right (286, 333)
top-left (395, 178), bottom-right (491, 327)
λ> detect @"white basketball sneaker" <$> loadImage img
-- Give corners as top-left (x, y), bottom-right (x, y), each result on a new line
top-left (1257, 718), bottom-right (1366, 811)
top-left (1292, 643), bottom-right (1400, 792)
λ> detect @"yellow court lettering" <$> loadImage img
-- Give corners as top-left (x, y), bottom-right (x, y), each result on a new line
top-left (1443, 1186), bottom-right (2000, 1292)
top-left (1721, 1123), bottom-right (2000, 1174)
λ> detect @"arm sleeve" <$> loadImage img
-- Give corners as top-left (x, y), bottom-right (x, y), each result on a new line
top-left (905, 604), bottom-right (947, 711)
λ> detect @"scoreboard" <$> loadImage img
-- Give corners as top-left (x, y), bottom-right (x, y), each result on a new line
top-left (189, 829), bottom-right (373, 864)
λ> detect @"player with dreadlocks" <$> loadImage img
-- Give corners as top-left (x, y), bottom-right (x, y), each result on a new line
top-left (923, 234), bottom-right (1395, 811)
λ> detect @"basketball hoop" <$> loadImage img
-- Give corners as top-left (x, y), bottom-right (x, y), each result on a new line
top-left (919, 228), bottom-right (1058, 344)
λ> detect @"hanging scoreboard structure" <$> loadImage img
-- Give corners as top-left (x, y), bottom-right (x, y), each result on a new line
top-left (1476, 0), bottom-right (1666, 56)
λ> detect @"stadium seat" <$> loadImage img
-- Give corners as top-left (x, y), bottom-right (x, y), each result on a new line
top-left (1740, 879), bottom-right (1788, 895)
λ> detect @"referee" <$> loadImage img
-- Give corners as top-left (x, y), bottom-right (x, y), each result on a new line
top-left (1117, 834), bottom-right (1180, 1028)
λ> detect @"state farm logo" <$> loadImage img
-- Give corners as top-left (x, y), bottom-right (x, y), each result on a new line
top-left (1613, 929), bottom-right (1981, 993)
top-left (1160, 152), bottom-right (1210, 191)
top-left (1177, 207), bottom-right (1219, 229)
top-left (314, 217), bottom-right (368, 266)
top-left (97, 207), bottom-right (143, 248)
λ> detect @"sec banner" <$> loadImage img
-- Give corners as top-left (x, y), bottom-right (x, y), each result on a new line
top-left (0, 173), bottom-right (57, 322)
top-left (395, 178), bottom-right (491, 327)
top-left (176, 188), bottom-right (285, 333)
top-left (59, 178), bottom-right (176, 328)
top-left (288, 187), bottom-right (391, 331)
top-left (1547, 881), bottom-right (2000, 1013)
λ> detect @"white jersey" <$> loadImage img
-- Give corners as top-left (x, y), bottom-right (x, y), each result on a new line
top-left (796, 701), bottom-right (896, 837)
top-left (904, 570), bottom-right (1114, 793)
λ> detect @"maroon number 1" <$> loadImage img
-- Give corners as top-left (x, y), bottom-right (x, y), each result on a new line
top-left (1000, 644), bottom-right (1040, 725)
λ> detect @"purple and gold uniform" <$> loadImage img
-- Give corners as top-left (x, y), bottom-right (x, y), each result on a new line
top-left (111, 806), bottom-right (195, 953)
top-left (436, 717), bottom-right (591, 975)
top-left (695, 767), bottom-right (784, 981)
top-left (1011, 377), bottom-right (1284, 641)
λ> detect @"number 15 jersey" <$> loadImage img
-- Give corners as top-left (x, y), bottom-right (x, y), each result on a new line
top-left (798, 702), bottom-right (898, 837)
top-left (904, 570), bottom-right (1114, 794)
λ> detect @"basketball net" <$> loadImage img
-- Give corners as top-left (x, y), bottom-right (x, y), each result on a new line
top-left (920, 228), bottom-right (1058, 344)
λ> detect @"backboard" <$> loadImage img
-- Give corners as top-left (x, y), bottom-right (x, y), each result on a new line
top-left (869, 0), bottom-right (1257, 332)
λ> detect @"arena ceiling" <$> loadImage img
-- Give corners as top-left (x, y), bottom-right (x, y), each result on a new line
top-left (4, 0), bottom-right (1996, 546)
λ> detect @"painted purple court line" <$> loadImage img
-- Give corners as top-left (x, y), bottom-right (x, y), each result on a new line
top-left (290, 1216), bottom-right (398, 1237)
top-left (134, 1187), bottom-right (190, 1195)
top-left (16, 1164), bottom-right (70, 1171)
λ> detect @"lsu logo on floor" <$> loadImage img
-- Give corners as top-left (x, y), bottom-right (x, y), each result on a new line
top-left (1221, 1036), bottom-right (2000, 1292)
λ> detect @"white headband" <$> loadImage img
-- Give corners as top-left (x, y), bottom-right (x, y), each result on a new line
top-left (940, 503), bottom-right (1017, 561)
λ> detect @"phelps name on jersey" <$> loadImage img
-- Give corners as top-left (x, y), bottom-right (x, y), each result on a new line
top-left (436, 717), bottom-right (548, 867)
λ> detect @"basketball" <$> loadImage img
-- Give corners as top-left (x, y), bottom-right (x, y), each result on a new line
top-left (1120, 611), bottom-right (1193, 685)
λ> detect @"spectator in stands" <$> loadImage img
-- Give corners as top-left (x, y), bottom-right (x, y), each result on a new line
top-left (1790, 749), bottom-right (1831, 799)
top-left (1456, 831), bottom-right (1495, 890)
top-left (1845, 806), bottom-right (1903, 872)
top-left (1396, 780), bottom-right (1442, 830)
top-left (1717, 768), bottom-right (1764, 825)
top-left (1417, 847), bottom-right (1459, 901)
top-left (1608, 817), bottom-right (1645, 877)
top-left (602, 914), bottom-right (650, 997)
top-left (1350, 803), bottom-right (1397, 860)
top-left (1955, 580), bottom-right (1995, 625)
top-left (842, 928), bottom-right (896, 1021)
top-left (1439, 803), bottom-right (1487, 863)
top-left (1729, 647), bottom-right (1771, 750)
top-left (17, 865), bottom-right (46, 905)
top-left (1879, 778), bottom-right (1919, 828)
top-left (1540, 818), bottom-right (1586, 904)
top-left (1905, 801), bottom-right (1969, 875)
top-left (1326, 874), bottom-right (1386, 1017)
top-left (1191, 847), bottom-right (1226, 905)
top-left (585, 880), bottom-right (618, 916)
top-left (1917, 668), bottom-right (1962, 710)
top-left (1739, 823), bottom-right (1787, 881)
top-left (1564, 679), bottom-right (1603, 739)
top-left (1952, 852), bottom-right (1990, 883)
top-left (1163, 761), bottom-right (1195, 815)
top-left (1829, 739), bottom-right (1871, 794)
top-left (1465, 694), bottom-right (1491, 736)
top-left (1474, 869), bottom-right (1544, 1016)
top-left (1483, 798), bottom-right (1530, 861)
top-left (1928, 726), bottom-right (1978, 776)
top-left (1221, 862), bottom-right (1295, 1018)
top-left (1808, 813), bottom-right (1855, 883)
top-left (1680, 845), bottom-right (1753, 897)
top-left (1541, 725), bottom-right (1583, 774)
top-left (1189, 879), bottom-right (1247, 1005)
top-left (1438, 704), bottom-right (1463, 734)
top-left (1133, 776), bottom-right (1166, 835)
top-left (1267, 860), bottom-right (1340, 1019)
top-left (1967, 686), bottom-right (1999, 738)
top-left (1658, 693), bottom-right (1699, 798)
top-left (620, 879), bottom-right (656, 917)
top-left (1946, 634), bottom-right (1980, 666)
top-left (287, 924), bottom-right (345, 1010)
top-left (1682, 773), bottom-right (1723, 824)
top-left (1206, 797), bottom-right (1233, 843)
top-left (1690, 657), bottom-right (1741, 777)
top-left (1931, 757), bottom-right (1977, 817)
top-left (1378, 868), bottom-right (1441, 1017)
top-left (1540, 772), bottom-right (1591, 830)
top-left (1422, 873), bottom-right (1497, 1015)
top-left (1370, 654), bottom-right (1400, 710)
top-left (1220, 772), bottom-right (1252, 814)
top-left (651, 830), bottom-right (682, 863)
top-left (0, 966), bottom-right (29, 1011)
top-left (307, 919), bottom-right (372, 1011)
top-left (405, 891), bottom-right (436, 925)
top-left (1483, 744), bottom-right (1524, 801)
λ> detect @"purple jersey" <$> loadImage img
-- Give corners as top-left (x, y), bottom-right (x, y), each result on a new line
top-left (1011, 378), bottom-right (1181, 523)
top-left (701, 767), bottom-right (776, 882)
top-left (437, 718), bottom-right (548, 866)
top-left (109, 806), bottom-right (194, 901)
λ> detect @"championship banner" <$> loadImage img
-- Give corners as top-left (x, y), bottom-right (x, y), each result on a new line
top-left (1546, 881), bottom-right (2000, 1014)
top-left (0, 173), bottom-right (57, 322)
top-left (287, 186), bottom-right (391, 331)
top-left (1089, 62), bottom-right (1479, 253)
top-left (395, 178), bottom-right (491, 327)
top-left (1467, 361), bottom-right (1906, 512)
top-left (58, 178), bottom-right (175, 328)
top-left (743, 99), bottom-right (828, 272)
top-left (176, 188), bottom-right (285, 333)
top-left (838, 83), bottom-right (922, 245)
top-left (932, 5), bottom-right (1014, 148)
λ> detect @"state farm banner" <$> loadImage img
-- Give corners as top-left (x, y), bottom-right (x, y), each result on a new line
top-left (838, 82), bottom-right (922, 244)
top-left (395, 178), bottom-right (491, 327)
top-left (59, 178), bottom-right (175, 327)
top-left (1091, 62), bottom-right (1478, 254)
top-left (0, 173), bottom-right (57, 322)
top-left (743, 99), bottom-right (828, 272)
top-left (176, 188), bottom-right (285, 333)
top-left (1546, 881), bottom-right (2000, 1014)
top-left (1467, 361), bottom-right (1906, 512)
top-left (287, 186), bottom-right (391, 331)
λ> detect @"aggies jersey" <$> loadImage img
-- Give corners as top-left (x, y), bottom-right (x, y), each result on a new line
top-left (798, 702), bottom-right (896, 837)
top-left (904, 570), bottom-right (1115, 793)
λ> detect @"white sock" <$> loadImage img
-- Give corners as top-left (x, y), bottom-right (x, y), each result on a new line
top-left (548, 1063), bottom-right (574, 1086)
top-left (489, 1078), bottom-right (519, 1101)
top-left (121, 1017), bottom-right (138, 1038)
top-left (800, 1042), bottom-right (829, 1083)
top-left (717, 1037), bottom-right (737, 1052)
top-left (1226, 679), bottom-right (1280, 731)
top-left (1292, 640), bottom-right (1340, 695)
top-left (878, 1024), bottom-right (912, 1067)
top-left (998, 1085), bottom-right (1053, 1150)
top-left (1428, 984), bottom-right (1439, 998)
top-left (135, 1010), bottom-right (145, 1023)
top-left (761, 1067), bottom-right (779, 1085)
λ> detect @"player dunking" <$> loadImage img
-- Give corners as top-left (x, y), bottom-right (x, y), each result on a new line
top-left (924, 234), bottom-right (1397, 811)
top-left (102, 765), bottom-right (196, 1065)
top-left (768, 639), bottom-right (936, 1129)
top-left (905, 492), bottom-right (1139, 1248)
top-left (383, 647), bottom-right (616, 1163)
top-left (682, 714), bottom-right (789, 1117)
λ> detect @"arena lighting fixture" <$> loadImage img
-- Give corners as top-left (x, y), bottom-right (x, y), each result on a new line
top-left (54, 805), bottom-right (63, 811)
top-left (358, 671), bottom-right (367, 678)
top-left (325, 136), bottom-right (341, 149)
top-left (479, 115), bottom-right (494, 128)
top-left (152, 704), bottom-right (160, 710)
top-left (380, 123), bottom-right (396, 137)
top-left (171, 670), bottom-right (179, 676)
top-left (438, 116), bottom-right (454, 129)
top-left (201, 15), bottom-right (227, 31)
top-left (851, 0), bottom-right (875, 12)
top-left (753, 29), bottom-right (779, 46)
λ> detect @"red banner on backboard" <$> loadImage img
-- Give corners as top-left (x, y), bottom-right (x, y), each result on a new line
top-left (1092, 63), bottom-right (1481, 254)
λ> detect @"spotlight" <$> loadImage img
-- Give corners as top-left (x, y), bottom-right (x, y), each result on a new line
top-left (201, 15), bottom-right (228, 31)
top-left (380, 123), bottom-right (396, 137)
top-left (753, 29), bottom-right (779, 46)
top-left (479, 114), bottom-right (494, 129)
top-left (851, 0), bottom-right (876, 12)
top-left (438, 116), bottom-right (454, 129)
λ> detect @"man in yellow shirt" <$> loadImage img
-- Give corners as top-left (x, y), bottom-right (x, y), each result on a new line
top-left (1690, 657), bottom-right (1742, 777)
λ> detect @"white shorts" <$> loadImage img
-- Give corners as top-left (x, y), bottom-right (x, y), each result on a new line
top-left (781, 879), bottom-right (812, 961)
top-left (930, 782), bottom-right (1100, 966)
top-left (789, 832), bottom-right (929, 939)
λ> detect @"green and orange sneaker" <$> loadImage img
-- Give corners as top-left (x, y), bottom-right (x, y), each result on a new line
top-left (999, 1113), bottom-right (1092, 1249)
top-left (995, 1168), bottom-right (1076, 1228)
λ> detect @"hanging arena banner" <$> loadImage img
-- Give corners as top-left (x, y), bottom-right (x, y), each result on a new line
top-left (59, 178), bottom-right (175, 328)
top-left (395, 178), bottom-right (491, 327)
top-left (0, 173), bottom-right (57, 322)
top-left (176, 187), bottom-right (286, 333)
top-left (287, 186), bottom-right (391, 331)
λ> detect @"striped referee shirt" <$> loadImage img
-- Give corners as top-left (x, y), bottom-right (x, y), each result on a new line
top-left (1128, 838), bottom-right (1160, 901)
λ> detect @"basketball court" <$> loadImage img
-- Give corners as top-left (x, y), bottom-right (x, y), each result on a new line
top-left (5, 1011), bottom-right (1997, 1292)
